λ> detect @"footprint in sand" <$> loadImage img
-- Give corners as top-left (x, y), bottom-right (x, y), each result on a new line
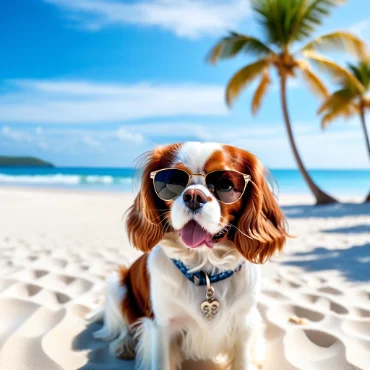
top-left (10, 269), bottom-right (49, 281)
top-left (300, 293), bottom-right (349, 315)
top-left (355, 289), bottom-right (370, 307)
top-left (284, 329), bottom-right (354, 370)
top-left (262, 289), bottom-right (290, 301)
top-left (267, 303), bottom-right (325, 327)
top-left (38, 274), bottom-right (93, 297)
top-left (352, 306), bottom-right (370, 318)
top-left (318, 286), bottom-right (344, 296)
top-left (33, 290), bottom-right (71, 309)
top-left (2, 282), bottom-right (43, 298)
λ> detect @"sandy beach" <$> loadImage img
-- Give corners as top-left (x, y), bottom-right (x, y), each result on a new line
top-left (0, 187), bottom-right (369, 370)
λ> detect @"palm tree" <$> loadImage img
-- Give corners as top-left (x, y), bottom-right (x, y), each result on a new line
top-left (318, 61), bottom-right (370, 202)
top-left (208, 0), bottom-right (366, 205)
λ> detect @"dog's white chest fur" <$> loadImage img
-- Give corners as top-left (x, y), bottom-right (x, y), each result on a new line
top-left (148, 247), bottom-right (261, 361)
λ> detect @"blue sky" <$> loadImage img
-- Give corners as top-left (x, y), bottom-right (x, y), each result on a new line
top-left (1, 0), bottom-right (370, 168)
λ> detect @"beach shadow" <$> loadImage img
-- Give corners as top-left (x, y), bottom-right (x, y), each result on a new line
top-left (322, 224), bottom-right (370, 234)
top-left (73, 321), bottom-right (135, 370)
top-left (283, 243), bottom-right (370, 282)
top-left (73, 322), bottom-right (224, 370)
top-left (282, 202), bottom-right (370, 219)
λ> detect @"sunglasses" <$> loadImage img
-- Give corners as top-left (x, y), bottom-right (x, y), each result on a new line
top-left (150, 168), bottom-right (251, 204)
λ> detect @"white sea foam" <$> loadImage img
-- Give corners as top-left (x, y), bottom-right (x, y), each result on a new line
top-left (85, 175), bottom-right (114, 184)
top-left (0, 174), bottom-right (80, 185)
top-left (0, 174), bottom-right (131, 186)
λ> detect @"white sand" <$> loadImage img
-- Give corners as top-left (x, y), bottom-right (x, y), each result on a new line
top-left (0, 187), bottom-right (369, 370)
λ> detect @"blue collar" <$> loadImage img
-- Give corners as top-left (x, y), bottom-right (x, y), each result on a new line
top-left (172, 259), bottom-right (244, 286)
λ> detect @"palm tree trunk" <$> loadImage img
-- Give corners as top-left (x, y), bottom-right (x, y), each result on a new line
top-left (359, 102), bottom-right (370, 202)
top-left (279, 76), bottom-right (337, 205)
top-left (359, 103), bottom-right (370, 161)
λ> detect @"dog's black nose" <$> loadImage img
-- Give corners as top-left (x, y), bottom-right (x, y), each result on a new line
top-left (183, 189), bottom-right (208, 210)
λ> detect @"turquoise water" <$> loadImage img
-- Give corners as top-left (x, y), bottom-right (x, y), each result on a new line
top-left (0, 167), bottom-right (369, 196)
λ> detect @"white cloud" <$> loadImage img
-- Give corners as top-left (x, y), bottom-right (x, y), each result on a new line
top-left (1, 126), bottom-right (33, 142)
top-left (118, 122), bottom-right (213, 141)
top-left (0, 77), bottom-right (307, 125)
top-left (1, 125), bottom-right (49, 149)
top-left (13, 80), bottom-right (146, 96)
top-left (44, 0), bottom-right (250, 39)
top-left (0, 80), bottom-right (227, 124)
top-left (115, 127), bottom-right (144, 143)
top-left (82, 135), bottom-right (103, 150)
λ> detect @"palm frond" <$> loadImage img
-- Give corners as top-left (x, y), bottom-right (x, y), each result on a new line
top-left (303, 50), bottom-right (365, 93)
top-left (252, 0), bottom-right (343, 47)
top-left (300, 31), bottom-right (367, 59)
top-left (321, 101), bottom-right (357, 129)
top-left (251, 0), bottom-right (281, 46)
top-left (207, 32), bottom-right (274, 64)
top-left (251, 69), bottom-right (271, 114)
top-left (292, 0), bottom-right (344, 43)
top-left (226, 58), bottom-right (270, 106)
top-left (252, 0), bottom-right (299, 46)
top-left (318, 88), bottom-right (356, 114)
top-left (297, 59), bottom-right (328, 98)
top-left (348, 61), bottom-right (370, 91)
top-left (318, 87), bottom-right (358, 128)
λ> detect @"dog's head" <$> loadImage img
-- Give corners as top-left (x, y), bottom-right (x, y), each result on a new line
top-left (127, 142), bottom-right (288, 264)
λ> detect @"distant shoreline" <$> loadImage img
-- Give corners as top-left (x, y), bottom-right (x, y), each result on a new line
top-left (0, 156), bottom-right (54, 167)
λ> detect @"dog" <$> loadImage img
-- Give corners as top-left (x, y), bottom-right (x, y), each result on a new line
top-left (87, 142), bottom-right (288, 370)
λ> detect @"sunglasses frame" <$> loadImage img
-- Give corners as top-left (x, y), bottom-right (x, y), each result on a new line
top-left (150, 168), bottom-right (251, 204)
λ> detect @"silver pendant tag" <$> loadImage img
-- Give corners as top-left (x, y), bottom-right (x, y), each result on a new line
top-left (201, 299), bottom-right (220, 320)
top-left (200, 274), bottom-right (220, 320)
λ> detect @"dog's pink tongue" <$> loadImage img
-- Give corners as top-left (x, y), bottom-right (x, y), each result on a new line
top-left (181, 220), bottom-right (209, 248)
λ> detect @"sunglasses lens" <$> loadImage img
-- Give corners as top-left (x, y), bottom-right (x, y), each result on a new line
top-left (206, 170), bottom-right (246, 203)
top-left (154, 169), bottom-right (189, 200)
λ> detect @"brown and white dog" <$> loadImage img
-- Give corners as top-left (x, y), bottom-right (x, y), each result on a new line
top-left (88, 142), bottom-right (288, 370)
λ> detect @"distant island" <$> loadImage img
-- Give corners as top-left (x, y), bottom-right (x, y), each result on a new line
top-left (0, 156), bottom-right (54, 167)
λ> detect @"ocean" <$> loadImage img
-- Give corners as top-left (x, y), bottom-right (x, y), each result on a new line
top-left (0, 167), bottom-right (369, 197)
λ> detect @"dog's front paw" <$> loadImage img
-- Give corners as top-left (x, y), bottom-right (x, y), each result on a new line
top-left (109, 334), bottom-right (136, 360)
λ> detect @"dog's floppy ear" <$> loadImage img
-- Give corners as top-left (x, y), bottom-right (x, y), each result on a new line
top-left (126, 144), bottom-right (180, 252)
top-left (234, 153), bottom-right (288, 263)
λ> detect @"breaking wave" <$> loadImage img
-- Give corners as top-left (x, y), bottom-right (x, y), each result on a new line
top-left (0, 174), bottom-right (132, 187)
